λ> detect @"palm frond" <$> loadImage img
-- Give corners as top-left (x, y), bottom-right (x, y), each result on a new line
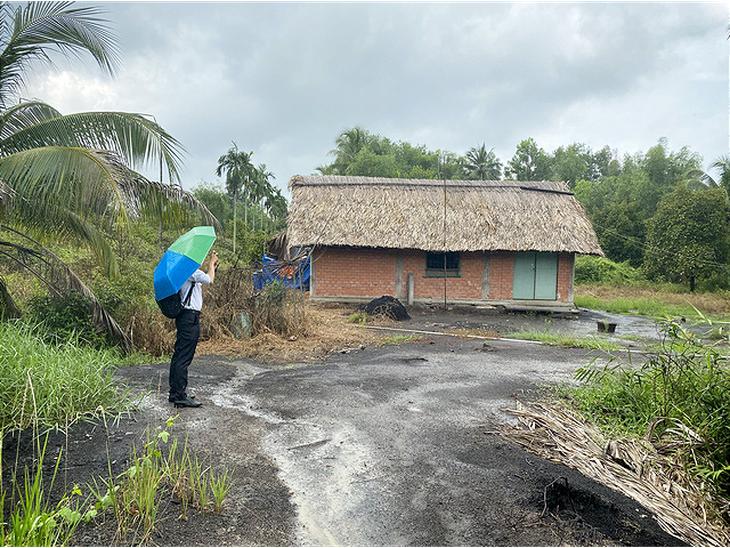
top-left (0, 100), bottom-right (61, 140)
top-left (1, 145), bottom-right (217, 240)
top-left (0, 1), bottom-right (119, 105)
top-left (0, 145), bottom-right (136, 223)
top-left (0, 225), bottom-right (132, 353)
top-left (0, 110), bottom-right (186, 182)
top-left (7, 199), bottom-right (120, 277)
top-left (0, 272), bottom-right (21, 318)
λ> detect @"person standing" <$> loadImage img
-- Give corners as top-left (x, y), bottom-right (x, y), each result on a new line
top-left (169, 250), bottom-right (219, 408)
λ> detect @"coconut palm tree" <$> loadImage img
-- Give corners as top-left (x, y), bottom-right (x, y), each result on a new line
top-left (702, 155), bottom-right (730, 194)
top-left (465, 144), bottom-right (502, 180)
top-left (0, 2), bottom-right (215, 345)
top-left (216, 142), bottom-right (256, 254)
top-left (0, 2), bottom-right (214, 270)
top-left (329, 126), bottom-right (373, 174)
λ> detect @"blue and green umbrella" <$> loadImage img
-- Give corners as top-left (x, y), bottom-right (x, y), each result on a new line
top-left (154, 226), bottom-right (216, 300)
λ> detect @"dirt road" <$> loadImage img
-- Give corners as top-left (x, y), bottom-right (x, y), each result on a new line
top-left (94, 328), bottom-right (684, 546)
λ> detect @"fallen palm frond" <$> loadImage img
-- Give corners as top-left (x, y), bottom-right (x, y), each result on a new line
top-left (501, 401), bottom-right (730, 547)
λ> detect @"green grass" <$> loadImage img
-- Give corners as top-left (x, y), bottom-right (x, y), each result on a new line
top-left (570, 317), bottom-right (730, 498)
top-left (0, 321), bottom-right (128, 431)
top-left (575, 294), bottom-right (687, 318)
top-left (379, 334), bottom-right (422, 346)
top-left (506, 329), bottom-right (623, 351)
top-left (575, 288), bottom-right (730, 322)
top-left (89, 420), bottom-right (234, 544)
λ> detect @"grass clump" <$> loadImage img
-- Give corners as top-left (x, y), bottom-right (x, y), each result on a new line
top-left (570, 315), bottom-right (730, 501)
top-left (507, 329), bottom-right (622, 352)
top-left (0, 321), bottom-right (125, 431)
top-left (347, 311), bottom-right (372, 325)
top-left (89, 418), bottom-right (234, 544)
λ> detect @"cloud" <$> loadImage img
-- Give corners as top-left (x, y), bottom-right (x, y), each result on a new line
top-left (22, 1), bottom-right (729, 194)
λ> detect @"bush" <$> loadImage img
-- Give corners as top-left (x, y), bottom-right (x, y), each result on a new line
top-left (25, 292), bottom-right (108, 348)
top-left (575, 255), bottom-right (644, 285)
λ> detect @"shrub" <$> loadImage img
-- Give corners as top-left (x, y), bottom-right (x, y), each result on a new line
top-left (575, 255), bottom-right (644, 286)
top-left (25, 292), bottom-right (108, 348)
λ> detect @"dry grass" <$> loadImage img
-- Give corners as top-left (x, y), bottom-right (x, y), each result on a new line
top-left (197, 302), bottom-right (382, 363)
top-left (502, 401), bottom-right (730, 547)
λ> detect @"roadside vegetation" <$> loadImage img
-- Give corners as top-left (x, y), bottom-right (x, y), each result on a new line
top-left (566, 315), bottom-right (730, 523)
top-left (575, 255), bottom-right (730, 320)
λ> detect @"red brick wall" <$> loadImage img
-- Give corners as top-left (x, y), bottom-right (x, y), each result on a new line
top-left (556, 252), bottom-right (573, 302)
top-left (488, 251), bottom-right (514, 299)
top-left (401, 250), bottom-right (483, 300)
top-left (315, 247), bottom-right (397, 297)
top-left (313, 247), bottom-right (574, 302)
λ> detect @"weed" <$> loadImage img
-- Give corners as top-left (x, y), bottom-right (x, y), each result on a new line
top-left (87, 419), bottom-right (234, 543)
top-left (0, 434), bottom-right (96, 547)
top-left (210, 469), bottom-right (233, 513)
top-left (379, 334), bottom-right (421, 346)
top-left (571, 314), bottom-right (730, 498)
top-left (347, 311), bottom-right (372, 325)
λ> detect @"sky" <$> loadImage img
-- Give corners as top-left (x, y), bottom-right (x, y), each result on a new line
top-left (23, 1), bottom-right (730, 197)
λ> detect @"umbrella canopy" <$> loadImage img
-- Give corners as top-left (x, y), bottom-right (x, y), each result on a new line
top-left (154, 226), bottom-right (216, 300)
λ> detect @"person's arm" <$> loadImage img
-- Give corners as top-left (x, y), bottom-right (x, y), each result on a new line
top-left (207, 251), bottom-right (219, 284)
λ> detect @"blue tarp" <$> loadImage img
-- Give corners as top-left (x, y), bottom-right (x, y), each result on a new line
top-left (253, 254), bottom-right (310, 291)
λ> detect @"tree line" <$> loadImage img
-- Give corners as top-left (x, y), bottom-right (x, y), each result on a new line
top-left (314, 127), bottom-right (730, 292)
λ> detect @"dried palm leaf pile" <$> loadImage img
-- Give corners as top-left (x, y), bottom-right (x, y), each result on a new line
top-left (502, 401), bottom-right (730, 547)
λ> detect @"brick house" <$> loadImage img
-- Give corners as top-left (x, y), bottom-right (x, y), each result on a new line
top-left (286, 175), bottom-right (603, 312)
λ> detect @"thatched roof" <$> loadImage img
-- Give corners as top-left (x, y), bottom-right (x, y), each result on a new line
top-left (287, 175), bottom-right (603, 255)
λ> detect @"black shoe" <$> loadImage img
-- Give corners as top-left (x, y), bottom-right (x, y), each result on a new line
top-left (173, 396), bottom-right (201, 408)
top-left (169, 394), bottom-right (195, 403)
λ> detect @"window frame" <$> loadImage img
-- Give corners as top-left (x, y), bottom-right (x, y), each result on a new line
top-left (425, 251), bottom-right (461, 277)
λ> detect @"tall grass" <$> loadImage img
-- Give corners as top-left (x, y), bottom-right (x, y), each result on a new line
top-left (0, 321), bottom-right (125, 431)
top-left (571, 316), bottom-right (730, 498)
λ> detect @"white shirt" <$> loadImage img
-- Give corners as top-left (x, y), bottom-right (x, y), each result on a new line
top-left (179, 269), bottom-right (211, 311)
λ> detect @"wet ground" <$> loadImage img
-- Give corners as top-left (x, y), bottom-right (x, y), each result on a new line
top-left (403, 303), bottom-right (665, 346)
top-left (3, 307), bottom-right (687, 546)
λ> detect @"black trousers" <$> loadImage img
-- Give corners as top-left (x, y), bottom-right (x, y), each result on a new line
top-left (169, 309), bottom-right (200, 400)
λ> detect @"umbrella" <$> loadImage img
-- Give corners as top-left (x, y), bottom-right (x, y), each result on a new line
top-left (154, 226), bottom-right (216, 300)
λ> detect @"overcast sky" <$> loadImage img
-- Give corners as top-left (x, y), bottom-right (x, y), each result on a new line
top-left (24, 1), bottom-right (730, 196)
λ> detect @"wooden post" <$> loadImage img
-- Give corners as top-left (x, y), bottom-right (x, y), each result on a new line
top-left (407, 273), bottom-right (414, 305)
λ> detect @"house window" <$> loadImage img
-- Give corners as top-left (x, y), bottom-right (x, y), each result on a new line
top-left (425, 252), bottom-right (460, 277)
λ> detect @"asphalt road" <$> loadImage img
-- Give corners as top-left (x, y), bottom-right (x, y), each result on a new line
top-left (231, 335), bottom-right (681, 546)
top-left (113, 312), bottom-right (684, 546)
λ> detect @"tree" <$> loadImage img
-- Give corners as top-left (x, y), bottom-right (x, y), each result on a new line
top-left (193, 182), bottom-right (231, 225)
top-left (326, 126), bottom-right (374, 174)
top-left (216, 142), bottom-right (256, 254)
top-left (505, 138), bottom-right (551, 181)
top-left (643, 185), bottom-right (730, 291)
top-left (704, 155), bottom-right (730, 194)
top-left (0, 2), bottom-right (214, 343)
top-left (465, 144), bottom-right (502, 180)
